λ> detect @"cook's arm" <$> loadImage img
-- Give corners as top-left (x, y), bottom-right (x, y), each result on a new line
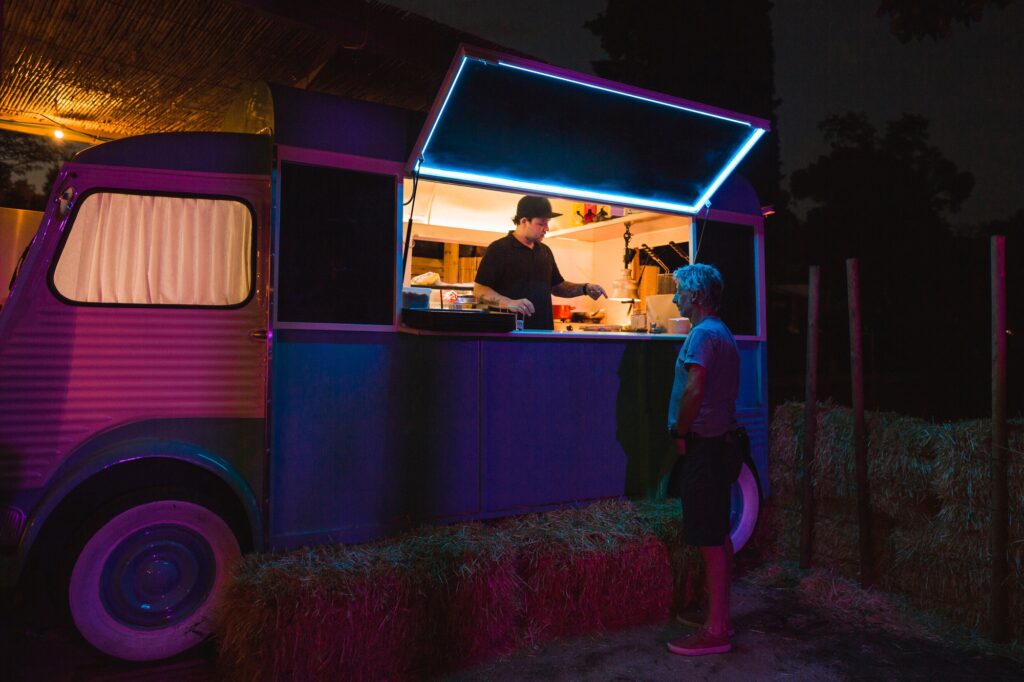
top-left (474, 283), bottom-right (535, 316)
top-left (552, 281), bottom-right (607, 299)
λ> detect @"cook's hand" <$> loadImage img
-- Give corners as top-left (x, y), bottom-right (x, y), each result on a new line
top-left (507, 298), bottom-right (535, 316)
top-left (583, 283), bottom-right (607, 300)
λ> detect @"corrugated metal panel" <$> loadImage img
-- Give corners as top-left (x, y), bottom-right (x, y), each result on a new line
top-left (0, 299), bottom-right (266, 487)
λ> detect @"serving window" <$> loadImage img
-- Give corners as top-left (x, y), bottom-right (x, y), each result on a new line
top-left (694, 219), bottom-right (758, 336)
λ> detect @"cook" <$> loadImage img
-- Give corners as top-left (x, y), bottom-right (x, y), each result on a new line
top-left (473, 195), bottom-right (607, 330)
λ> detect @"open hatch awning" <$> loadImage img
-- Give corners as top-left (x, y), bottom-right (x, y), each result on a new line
top-left (407, 46), bottom-right (769, 215)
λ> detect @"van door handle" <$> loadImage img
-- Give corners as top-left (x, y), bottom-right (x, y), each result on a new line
top-left (249, 329), bottom-right (268, 340)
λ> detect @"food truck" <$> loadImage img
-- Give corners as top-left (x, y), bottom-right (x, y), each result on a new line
top-left (0, 46), bottom-right (770, 661)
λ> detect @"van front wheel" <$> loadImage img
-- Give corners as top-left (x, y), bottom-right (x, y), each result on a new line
top-left (68, 498), bottom-right (241, 661)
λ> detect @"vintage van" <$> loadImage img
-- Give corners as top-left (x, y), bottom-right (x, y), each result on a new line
top-left (0, 46), bottom-right (770, 661)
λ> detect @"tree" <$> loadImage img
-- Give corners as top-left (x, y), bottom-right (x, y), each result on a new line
top-left (791, 112), bottom-right (973, 264)
top-left (0, 129), bottom-right (78, 209)
top-left (788, 112), bottom-right (1001, 418)
top-left (876, 0), bottom-right (1017, 42)
top-left (584, 0), bottom-right (782, 209)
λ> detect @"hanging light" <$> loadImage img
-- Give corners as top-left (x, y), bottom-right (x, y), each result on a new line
top-left (608, 220), bottom-right (638, 301)
top-left (609, 268), bottom-right (638, 301)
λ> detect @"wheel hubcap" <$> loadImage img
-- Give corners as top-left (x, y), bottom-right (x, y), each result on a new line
top-left (101, 524), bottom-right (215, 628)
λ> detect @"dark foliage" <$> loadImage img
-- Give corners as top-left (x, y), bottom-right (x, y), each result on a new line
top-left (0, 130), bottom-right (79, 209)
top-left (584, 0), bottom-right (782, 210)
top-left (877, 0), bottom-right (1017, 42)
top-left (780, 112), bottom-right (1022, 419)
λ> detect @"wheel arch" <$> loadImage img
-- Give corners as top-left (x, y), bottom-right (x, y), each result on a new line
top-left (17, 442), bottom-right (262, 586)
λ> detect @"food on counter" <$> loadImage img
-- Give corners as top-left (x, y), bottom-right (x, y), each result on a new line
top-left (411, 271), bottom-right (441, 286)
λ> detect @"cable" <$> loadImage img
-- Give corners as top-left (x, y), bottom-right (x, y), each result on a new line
top-left (400, 162), bottom-right (421, 285)
top-left (691, 200), bottom-right (712, 264)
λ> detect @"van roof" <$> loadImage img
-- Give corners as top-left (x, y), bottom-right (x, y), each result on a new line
top-left (73, 132), bottom-right (273, 175)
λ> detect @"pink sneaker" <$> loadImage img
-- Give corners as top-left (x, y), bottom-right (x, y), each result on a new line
top-left (667, 628), bottom-right (732, 656)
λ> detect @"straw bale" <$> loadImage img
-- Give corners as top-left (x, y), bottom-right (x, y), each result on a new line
top-left (216, 500), bottom-right (693, 680)
top-left (930, 419), bottom-right (1024, 508)
top-left (768, 403), bottom-right (1024, 644)
top-left (770, 402), bottom-right (942, 521)
top-left (217, 547), bottom-right (423, 682)
top-left (517, 535), bottom-right (672, 642)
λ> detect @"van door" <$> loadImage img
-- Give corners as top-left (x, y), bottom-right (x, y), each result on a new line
top-left (0, 133), bottom-right (271, 660)
top-left (0, 136), bottom-right (271, 493)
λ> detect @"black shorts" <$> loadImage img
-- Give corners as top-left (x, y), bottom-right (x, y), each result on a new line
top-left (674, 432), bottom-right (744, 547)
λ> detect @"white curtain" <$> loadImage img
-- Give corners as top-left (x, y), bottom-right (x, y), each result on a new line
top-left (53, 193), bottom-right (252, 305)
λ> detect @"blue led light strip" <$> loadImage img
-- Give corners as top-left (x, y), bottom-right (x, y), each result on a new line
top-left (692, 128), bottom-right (766, 209)
top-left (499, 61), bottom-right (754, 127)
top-left (418, 127), bottom-right (765, 215)
top-left (416, 56), bottom-right (766, 214)
top-left (418, 57), bottom-right (470, 163)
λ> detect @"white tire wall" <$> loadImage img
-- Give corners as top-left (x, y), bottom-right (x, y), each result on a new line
top-left (68, 499), bottom-right (241, 661)
top-left (730, 462), bottom-right (761, 552)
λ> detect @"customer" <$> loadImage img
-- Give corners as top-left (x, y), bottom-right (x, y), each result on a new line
top-left (474, 195), bottom-right (605, 330)
top-left (665, 263), bottom-right (742, 656)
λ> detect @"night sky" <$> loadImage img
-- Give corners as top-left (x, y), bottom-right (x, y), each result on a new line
top-left (383, 0), bottom-right (1024, 225)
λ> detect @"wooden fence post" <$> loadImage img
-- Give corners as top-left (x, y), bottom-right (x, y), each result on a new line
top-left (846, 258), bottom-right (872, 587)
top-left (990, 235), bottom-right (1008, 642)
top-left (801, 266), bottom-right (820, 569)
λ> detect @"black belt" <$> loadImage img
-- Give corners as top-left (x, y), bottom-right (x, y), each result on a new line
top-left (685, 429), bottom-right (743, 445)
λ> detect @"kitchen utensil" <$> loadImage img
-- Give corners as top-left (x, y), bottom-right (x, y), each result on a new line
top-left (657, 273), bottom-right (676, 294)
top-left (645, 294), bottom-right (677, 328)
top-left (453, 294), bottom-right (476, 310)
top-left (640, 244), bottom-right (670, 272)
top-left (668, 241), bottom-right (689, 263)
top-left (552, 304), bottom-right (574, 320)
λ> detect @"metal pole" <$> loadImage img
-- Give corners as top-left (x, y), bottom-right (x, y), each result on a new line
top-left (846, 258), bottom-right (872, 587)
top-left (801, 266), bottom-right (820, 569)
top-left (990, 235), bottom-right (1008, 642)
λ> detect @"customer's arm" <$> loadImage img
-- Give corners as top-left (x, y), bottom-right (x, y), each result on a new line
top-left (673, 364), bottom-right (707, 455)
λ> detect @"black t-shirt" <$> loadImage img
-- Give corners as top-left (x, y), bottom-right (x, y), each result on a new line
top-left (475, 231), bottom-right (565, 330)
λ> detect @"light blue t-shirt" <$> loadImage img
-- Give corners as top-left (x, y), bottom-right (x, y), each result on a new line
top-left (667, 316), bottom-right (739, 437)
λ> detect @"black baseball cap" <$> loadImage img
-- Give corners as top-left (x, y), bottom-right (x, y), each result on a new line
top-left (516, 195), bottom-right (562, 220)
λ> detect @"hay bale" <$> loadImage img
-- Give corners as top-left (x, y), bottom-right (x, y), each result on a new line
top-left (217, 547), bottom-right (423, 682)
top-left (768, 402), bottom-right (1024, 644)
top-left (215, 499), bottom-right (691, 681)
top-left (516, 535), bottom-right (671, 641)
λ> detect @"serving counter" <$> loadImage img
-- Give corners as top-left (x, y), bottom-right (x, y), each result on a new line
top-left (269, 324), bottom-right (768, 548)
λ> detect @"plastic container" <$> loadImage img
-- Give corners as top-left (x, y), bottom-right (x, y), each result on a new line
top-left (401, 287), bottom-right (431, 309)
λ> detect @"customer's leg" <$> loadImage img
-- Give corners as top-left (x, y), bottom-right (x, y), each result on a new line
top-left (701, 543), bottom-right (730, 638)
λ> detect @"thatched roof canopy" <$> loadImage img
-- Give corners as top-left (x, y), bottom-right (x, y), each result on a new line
top-left (1, 0), bottom-right (523, 143)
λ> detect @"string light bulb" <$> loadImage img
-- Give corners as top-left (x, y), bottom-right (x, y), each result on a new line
top-left (53, 129), bottom-right (65, 139)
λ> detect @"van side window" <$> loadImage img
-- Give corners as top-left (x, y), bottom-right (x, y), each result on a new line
top-left (52, 192), bottom-right (253, 306)
top-left (694, 220), bottom-right (757, 336)
top-left (276, 163), bottom-right (396, 325)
